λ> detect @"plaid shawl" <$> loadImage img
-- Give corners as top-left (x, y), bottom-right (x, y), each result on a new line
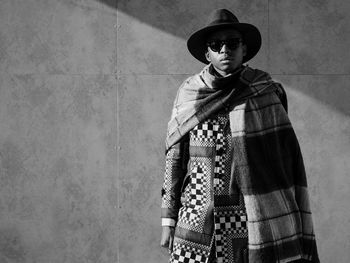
top-left (166, 65), bottom-right (285, 151)
top-left (165, 65), bottom-right (319, 262)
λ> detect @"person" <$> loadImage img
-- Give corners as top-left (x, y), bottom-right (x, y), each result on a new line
top-left (160, 9), bottom-right (319, 263)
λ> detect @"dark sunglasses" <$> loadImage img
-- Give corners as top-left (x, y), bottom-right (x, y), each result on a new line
top-left (207, 38), bottom-right (242, 52)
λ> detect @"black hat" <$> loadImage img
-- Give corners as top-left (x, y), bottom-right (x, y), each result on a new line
top-left (187, 9), bottom-right (262, 64)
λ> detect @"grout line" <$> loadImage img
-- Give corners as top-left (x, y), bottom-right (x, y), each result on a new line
top-left (3, 73), bottom-right (194, 76)
top-left (271, 73), bottom-right (350, 76)
top-left (4, 72), bottom-right (350, 77)
top-left (267, 0), bottom-right (270, 72)
top-left (115, 1), bottom-right (120, 263)
top-left (4, 73), bottom-right (117, 76)
top-left (115, 73), bottom-right (194, 75)
top-left (115, 73), bottom-right (350, 76)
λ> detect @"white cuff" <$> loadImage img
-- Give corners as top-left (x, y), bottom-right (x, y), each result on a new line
top-left (162, 218), bottom-right (176, 227)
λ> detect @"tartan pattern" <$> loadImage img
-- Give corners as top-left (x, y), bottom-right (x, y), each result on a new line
top-left (165, 66), bottom-right (276, 150)
top-left (244, 186), bottom-right (316, 248)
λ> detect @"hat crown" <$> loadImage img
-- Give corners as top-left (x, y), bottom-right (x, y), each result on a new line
top-left (208, 9), bottom-right (239, 26)
top-left (187, 8), bottom-right (261, 64)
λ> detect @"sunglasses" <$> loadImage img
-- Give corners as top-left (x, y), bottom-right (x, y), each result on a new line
top-left (207, 38), bottom-right (242, 52)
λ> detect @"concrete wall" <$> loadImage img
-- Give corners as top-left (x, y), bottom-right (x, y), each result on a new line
top-left (0, 0), bottom-right (349, 262)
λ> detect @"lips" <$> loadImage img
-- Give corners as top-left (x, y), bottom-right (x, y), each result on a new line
top-left (220, 57), bottom-right (234, 61)
top-left (220, 58), bottom-right (234, 63)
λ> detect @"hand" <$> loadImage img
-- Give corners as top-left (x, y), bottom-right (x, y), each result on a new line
top-left (160, 226), bottom-right (175, 254)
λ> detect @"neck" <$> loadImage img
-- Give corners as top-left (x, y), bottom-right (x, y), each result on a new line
top-left (203, 64), bottom-right (245, 90)
top-left (210, 64), bottom-right (243, 78)
top-left (213, 68), bottom-right (229, 77)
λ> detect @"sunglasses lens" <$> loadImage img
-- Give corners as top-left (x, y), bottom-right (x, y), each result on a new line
top-left (226, 38), bottom-right (241, 49)
top-left (208, 42), bottom-right (221, 52)
top-left (207, 38), bottom-right (242, 52)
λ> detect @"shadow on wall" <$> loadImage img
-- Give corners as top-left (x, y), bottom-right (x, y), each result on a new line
top-left (99, 0), bottom-right (349, 116)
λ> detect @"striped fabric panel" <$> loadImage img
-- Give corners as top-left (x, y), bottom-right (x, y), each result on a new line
top-left (246, 212), bottom-right (315, 246)
top-left (161, 140), bottom-right (188, 219)
top-left (245, 100), bottom-right (291, 137)
top-left (228, 92), bottom-right (299, 195)
top-left (244, 186), bottom-right (312, 221)
top-left (232, 132), bottom-right (302, 195)
top-left (227, 90), bottom-right (319, 261)
top-left (248, 234), bottom-right (317, 262)
top-left (244, 187), bottom-right (315, 245)
top-left (243, 187), bottom-right (317, 263)
top-left (229, 93), bottom-right (308, 194)
top-left (244, 187), bottom-right (300, 222)
top-left (229, 92), bottom-right (290, 138)
top-left (295, 185), bottom-right (312, 212)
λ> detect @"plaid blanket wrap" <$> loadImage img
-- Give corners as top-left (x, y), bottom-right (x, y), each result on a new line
top-left (164, 65), bottom-right (319, 262)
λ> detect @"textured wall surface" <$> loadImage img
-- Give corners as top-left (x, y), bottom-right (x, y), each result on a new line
top-left (0, 0), bottom-right (349, 262)
top-left (0, 1), bottom-right (118, 262)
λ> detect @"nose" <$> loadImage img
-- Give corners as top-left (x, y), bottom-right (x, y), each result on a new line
top-left (219, 43), bottom-right (230, 53)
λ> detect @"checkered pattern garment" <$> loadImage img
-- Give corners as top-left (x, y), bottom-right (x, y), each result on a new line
top-left (161, 65), bottom-right (319, 263)
top-left (163, 113), bottom-right (249, 263)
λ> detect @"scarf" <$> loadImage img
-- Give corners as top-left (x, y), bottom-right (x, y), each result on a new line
top-left (165, 64), bottom-right (277, 151)
top-left (165, 64), bottom-right (319, 262)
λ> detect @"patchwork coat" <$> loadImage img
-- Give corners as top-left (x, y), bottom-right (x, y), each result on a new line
top-left (161, 65), bottom-right (319, 263)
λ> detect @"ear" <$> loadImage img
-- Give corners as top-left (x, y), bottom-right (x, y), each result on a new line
top-left (205, 51), bottom-right (211, 62)
top-left (242, 44), bottom-right (247, 57)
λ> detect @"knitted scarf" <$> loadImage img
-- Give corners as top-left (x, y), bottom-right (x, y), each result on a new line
top-left (165, 64), bottom-right (319, 262)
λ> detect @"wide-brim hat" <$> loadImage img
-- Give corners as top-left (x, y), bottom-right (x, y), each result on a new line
top-left (187, 9), bottom-right (261, 64)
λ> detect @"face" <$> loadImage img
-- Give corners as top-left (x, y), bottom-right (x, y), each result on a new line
top-left (205, 28), bottom-right (247, 76)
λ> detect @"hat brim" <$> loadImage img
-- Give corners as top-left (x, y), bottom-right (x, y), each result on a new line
top-left (187, 23), bottom-right (261, 64)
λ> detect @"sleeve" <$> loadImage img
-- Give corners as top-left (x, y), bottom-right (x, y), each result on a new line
top-left (161, 134), bottom-right (189, 224)
top-left (274, 83), bottom-right (288, 113)
top-left (162, 218), bottom-right (176, 227)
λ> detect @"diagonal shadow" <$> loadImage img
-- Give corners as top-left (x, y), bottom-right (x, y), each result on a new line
top-left (97, 0), bottom-right (350, 116)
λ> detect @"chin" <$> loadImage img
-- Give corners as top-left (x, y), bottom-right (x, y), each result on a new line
top-left (221, 65), bottom-right (237, 72)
